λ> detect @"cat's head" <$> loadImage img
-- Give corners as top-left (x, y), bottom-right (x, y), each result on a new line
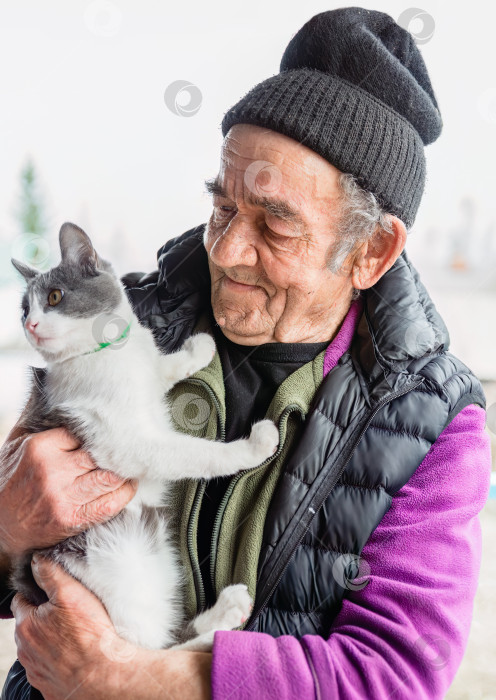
top-left (12, 222), bottom-right (126, 362)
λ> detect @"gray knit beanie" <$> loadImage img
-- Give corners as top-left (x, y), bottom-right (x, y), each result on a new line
top-left (221, 7), bottom-right (443, 228)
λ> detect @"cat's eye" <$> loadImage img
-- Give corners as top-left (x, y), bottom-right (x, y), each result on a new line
top-left (48, 289), bottom-right (64, 306)
top-left (22, 306), bottom-right (29, 319)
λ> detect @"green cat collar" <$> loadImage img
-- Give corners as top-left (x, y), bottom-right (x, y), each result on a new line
top-left (84, 321), bottom-right (131, 355)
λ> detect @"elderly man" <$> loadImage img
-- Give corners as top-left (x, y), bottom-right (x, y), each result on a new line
top-left (0, 7), bottom-right (491, 700)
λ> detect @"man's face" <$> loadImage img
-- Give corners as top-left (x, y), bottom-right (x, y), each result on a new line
top-left (204, 123), bottom-right (355, 345)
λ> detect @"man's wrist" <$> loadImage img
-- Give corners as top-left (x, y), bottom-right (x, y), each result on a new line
top-left (124, 648), bottom-right (212, 699)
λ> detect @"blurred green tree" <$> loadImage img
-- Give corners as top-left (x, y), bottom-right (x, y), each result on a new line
top-left (16, 160), bottom-right (47, 236)
top-left (12, 159), bottom-right (52, 270)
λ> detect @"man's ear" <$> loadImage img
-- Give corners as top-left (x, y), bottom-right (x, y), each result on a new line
top-left (11, 258), bottom-right (38, 281)
top-left (351, 216), bottom-right (407, 291)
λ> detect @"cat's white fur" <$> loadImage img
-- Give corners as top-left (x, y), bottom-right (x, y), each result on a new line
top-left (20, 267), bottom-right (278, 650)
top-left (39, 295), bottom-right (278, 496)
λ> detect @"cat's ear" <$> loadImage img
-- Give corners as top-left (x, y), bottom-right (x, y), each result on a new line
top-left (59, 222), bottom-right (110, 273)
top-left (11, 258), bottom-right (38, 281)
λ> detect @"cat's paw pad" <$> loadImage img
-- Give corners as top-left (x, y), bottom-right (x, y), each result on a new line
top-left (248, 420), bottom-right (279, 462)
top-left (215, 584), bottom-right (253, 630)
top-left (183, 333), bottom-right (216, 374)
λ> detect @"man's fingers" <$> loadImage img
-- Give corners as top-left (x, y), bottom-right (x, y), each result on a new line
top-left (68, 447), bottom-right (99, 474)
top-left (22, 428), bottom-right (89, 472)
top-left (47, 426), bottom-right (81, 451)
top-left (11, 591), bottom-right (33, 620)
top-left (30, 556), bottom-right (75, 605)
top-left (73, 468), bottom-right (128, 503)
top-left (75, 479), bottom-right (138, 528)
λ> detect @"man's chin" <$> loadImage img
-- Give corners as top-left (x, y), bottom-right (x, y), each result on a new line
top-left (212, 304), bottom-right (269, 343)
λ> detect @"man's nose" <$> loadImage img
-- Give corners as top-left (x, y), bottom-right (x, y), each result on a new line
top-left (209, 219), bottom-right (258, 269)
top-left (26, 319), bottom-right (38, 333)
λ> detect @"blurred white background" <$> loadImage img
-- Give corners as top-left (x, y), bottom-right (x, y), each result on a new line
top-left (0, 0), bottom-right (495, 381)
top-left (0, 1), bottom-right (495, 697)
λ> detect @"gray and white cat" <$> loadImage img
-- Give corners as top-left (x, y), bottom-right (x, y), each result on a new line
top-left (9, 222), bottom-right (279, 651)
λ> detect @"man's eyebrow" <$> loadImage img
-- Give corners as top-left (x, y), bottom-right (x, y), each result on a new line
top-left (204, 177), bottom-right (228, 199)
top-left (204, 177), bottom-right (306, 229)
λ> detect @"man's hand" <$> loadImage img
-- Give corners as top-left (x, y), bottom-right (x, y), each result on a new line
top-left (0, 425), bottom-right (137, 557)
top-left (12, 556), bottom-right (125, 699)
top-left (12, 557), bottom-right (212, 700)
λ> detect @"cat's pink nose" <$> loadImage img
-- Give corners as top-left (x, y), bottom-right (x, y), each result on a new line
top-left (26, 320), bottom-right (38, 333)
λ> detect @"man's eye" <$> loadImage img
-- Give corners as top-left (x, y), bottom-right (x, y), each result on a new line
top-left (265, 225), bottom-right (289, 241)
top-left (266, 227), bottom-right (285, 238)
top-left (214, 205), bottom-right (235, 218)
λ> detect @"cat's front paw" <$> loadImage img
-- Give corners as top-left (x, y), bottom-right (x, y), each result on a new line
top-left (214, 584), bottom-right (253, 630)
top-left (182, 333), bottom-right (216, 375)
top-left (248, 419), bottom-right (279, 463)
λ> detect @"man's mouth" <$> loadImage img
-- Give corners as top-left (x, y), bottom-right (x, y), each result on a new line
top-left (223, 275), bottom-right (260, 291)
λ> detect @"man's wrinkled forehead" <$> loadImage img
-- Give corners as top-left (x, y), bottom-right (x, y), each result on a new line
top-left (219, 124), bottom-right (340, 205)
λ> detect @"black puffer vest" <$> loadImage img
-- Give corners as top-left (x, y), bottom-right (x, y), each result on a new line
top-left (123, 224), bottom-right (486, 639)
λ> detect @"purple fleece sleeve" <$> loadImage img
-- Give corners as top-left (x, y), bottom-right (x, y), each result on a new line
top-left (211, 403), bottom-right (492, 699)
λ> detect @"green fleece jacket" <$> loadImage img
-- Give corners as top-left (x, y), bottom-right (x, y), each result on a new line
top-left (167, 334), bottom-right (326, 621)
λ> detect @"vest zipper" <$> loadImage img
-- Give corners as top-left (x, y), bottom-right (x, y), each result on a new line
top-left (184, 377), bottom-right (226, 613)
top-left (186, 480), bottom-right (207, 611)
top-left (209, 404), bottom-right (304, 598)
top-left (245, 376), bottom-right (425, 631)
